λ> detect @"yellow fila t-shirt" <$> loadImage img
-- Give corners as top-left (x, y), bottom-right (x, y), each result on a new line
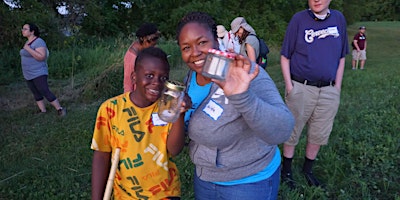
top-left (91, 93), bottom-right (181, 199)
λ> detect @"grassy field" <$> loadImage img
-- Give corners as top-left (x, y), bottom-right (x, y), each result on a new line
top-left (1, 22), bottom-right (399, 200)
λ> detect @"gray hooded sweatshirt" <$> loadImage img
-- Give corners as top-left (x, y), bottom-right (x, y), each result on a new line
top-left (187, 65), bottom-right (294, 182)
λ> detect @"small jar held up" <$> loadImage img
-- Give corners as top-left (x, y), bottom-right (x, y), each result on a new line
top-left (158, 80), bottom-right (186, 123)
top-left (202, 49), bottom-right (235, 80)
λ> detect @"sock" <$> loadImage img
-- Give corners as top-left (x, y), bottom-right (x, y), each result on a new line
top-left (303, 157), bottom-right (315, 174)
top-left (282, 156), bottom-right (293, 174)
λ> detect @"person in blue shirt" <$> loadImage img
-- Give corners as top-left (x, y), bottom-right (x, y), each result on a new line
top-left (280, 0), bottom-right (349, 189)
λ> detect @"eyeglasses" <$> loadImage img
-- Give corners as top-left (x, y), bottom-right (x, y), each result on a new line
top-left (21, 28), bottom-right (29, 31)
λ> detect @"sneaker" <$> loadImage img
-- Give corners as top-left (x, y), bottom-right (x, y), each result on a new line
top-left (36, 110), bottom-right (47, 115)
top-left (58, 108), bottom-right (67, 117)
top-left (303, 171), bottom-right (321, 187)
top-left (281, 171), bottom-right (296, 190)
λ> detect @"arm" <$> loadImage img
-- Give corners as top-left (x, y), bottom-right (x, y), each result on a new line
top-left (353, 39), bottom-right (360, 51)
top-left (364, 40), bottom-right (367, 50)
top-left (280, 55), bottom-right (293, 93)
top-left (167, 93), bottom-right (192, 156)
top-left (245, 43), bottom-right (257, 62)
top-left (334, 57), bottom-right (346, 91)
top-left (167, 114), bottom-right (185, 156)
top-left (23, 45), bottom-right (47, 61)
top-left (228, 67), bottom-right (294, 144)
top-left (91, 151), bottom-right (111, 200)
top-left (215, 55), bottom-right (294, 144)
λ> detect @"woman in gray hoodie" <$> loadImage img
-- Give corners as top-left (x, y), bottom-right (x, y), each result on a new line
top-left (176, 12), bottom-right (295, 200)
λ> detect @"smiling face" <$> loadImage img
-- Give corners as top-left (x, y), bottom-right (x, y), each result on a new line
top-left (308, 0), bottom-right (331, 15)
top-left (178, 22), bottom-right (218, 74)
top-left (131, 56), bottom-right (169, 108)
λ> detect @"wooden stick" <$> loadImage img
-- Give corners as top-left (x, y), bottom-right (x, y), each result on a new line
top-left (103, 148), bottom-right (121, 200)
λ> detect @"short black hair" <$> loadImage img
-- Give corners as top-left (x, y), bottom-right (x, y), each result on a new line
top-left (135, 47), bottom-right (170, 71)
top-left (175, 11), bottom-right (217, 45)
top-left (27, 23), bottom-right (40, 37)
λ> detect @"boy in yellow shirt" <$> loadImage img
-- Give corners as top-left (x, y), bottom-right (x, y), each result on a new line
top-left (91, 47), bottom-right (190, 200)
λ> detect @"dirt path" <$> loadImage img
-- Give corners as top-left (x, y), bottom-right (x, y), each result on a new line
top-left (0, 80), bottom-right (77, 111)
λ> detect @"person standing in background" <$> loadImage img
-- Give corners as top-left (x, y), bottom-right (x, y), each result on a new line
top-left (123, 23), bottom-right (161, 93)
top-left (216, 25), bottom-right (240, 53)
top-left (230, 17), bottom-right (259, 62)
top-left (352, 26), bottom-right (367, 70)
top-left (216, 25), bottom-right (228, 52)
top-left (280, 0), bottom-right (349, 189)
top-left (20, 23), bottom-right (66, 116)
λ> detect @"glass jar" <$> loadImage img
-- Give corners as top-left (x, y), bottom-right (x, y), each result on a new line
top-left (158, 80), bottom-right (186, 123)
top-left (202, 49), bottom-right (235, 80)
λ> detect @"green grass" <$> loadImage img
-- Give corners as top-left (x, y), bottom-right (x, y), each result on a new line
top-left (1, 22), bottom-right (399, 200)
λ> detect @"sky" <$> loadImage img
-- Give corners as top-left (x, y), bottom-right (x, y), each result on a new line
top-left (3, 0), bottom-right (19, 8)
top-left (3, 0), bottom-right (67, 15)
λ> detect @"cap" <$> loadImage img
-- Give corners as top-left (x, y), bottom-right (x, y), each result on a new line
top-left (359, 26), bottom-right (366, 29)
top-left (216, 25), bottom-right (228, 38)
top-left (230, 17), bottom-right (256, 34)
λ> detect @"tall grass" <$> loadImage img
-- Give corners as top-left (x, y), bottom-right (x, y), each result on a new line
top-left (0, 22), bottom-right (399, 200)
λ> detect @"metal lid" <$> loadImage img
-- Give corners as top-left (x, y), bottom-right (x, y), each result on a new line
top-left (164, 80), bottom-right (185, 91)
top-left (208, 48), bottom-right (235, 59)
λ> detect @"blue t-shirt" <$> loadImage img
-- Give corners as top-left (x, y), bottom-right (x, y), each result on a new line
top-left (184, 72), bottom-right (212, 131)
top-left (213, 147), bottom-right (281, 185)
top-left (280, 9), bottom-right (349, 82)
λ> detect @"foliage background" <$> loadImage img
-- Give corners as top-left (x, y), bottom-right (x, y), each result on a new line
top-left (1, 1), bottom-right (400, 199)
top-left (1, 0), bottom-right (400, 83)
top-left (2, 0), bottom-right (400, 47)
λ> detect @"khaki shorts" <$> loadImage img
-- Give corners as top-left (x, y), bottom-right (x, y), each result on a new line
top-left (352, 49), bottom-right (367, 60)
top-left (284, 81), bottom-right (341, 146)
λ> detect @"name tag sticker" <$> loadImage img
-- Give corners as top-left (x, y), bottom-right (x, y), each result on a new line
top-left (203, 99), bottom-right (223, 120)
top-left (152, 113), bottom-right (168, 126)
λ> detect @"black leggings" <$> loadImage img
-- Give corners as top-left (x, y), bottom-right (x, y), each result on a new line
top-left (26, 75), bottom-right (57, 102)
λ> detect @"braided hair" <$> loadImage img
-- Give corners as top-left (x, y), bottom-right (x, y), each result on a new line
top-left (175, 11), bottom-right (218, 45)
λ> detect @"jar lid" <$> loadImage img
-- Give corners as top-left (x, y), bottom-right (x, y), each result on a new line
top-left (164, 80), bottom-right (186, 91)
top-left (208, 49), bottom-right (235, 59)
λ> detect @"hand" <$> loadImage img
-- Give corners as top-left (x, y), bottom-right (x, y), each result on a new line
top-left (23, 43), bottom-right (31, 51)
top-left (179, 93), bottom-right (192, 113)
top-left (213, 54), bottom-right (259, 96)
top-left (286, 83), bottom-right (294, 95)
